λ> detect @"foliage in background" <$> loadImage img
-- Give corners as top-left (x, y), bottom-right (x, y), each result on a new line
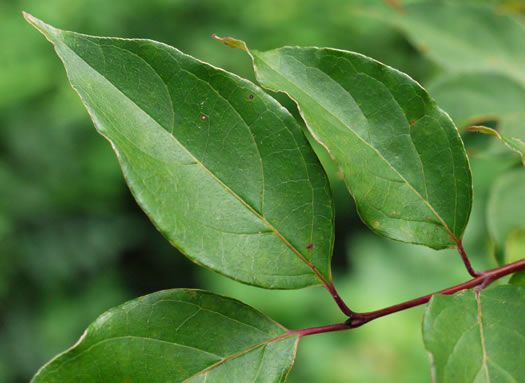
top-left (1, 1), bottom-right (524, 382)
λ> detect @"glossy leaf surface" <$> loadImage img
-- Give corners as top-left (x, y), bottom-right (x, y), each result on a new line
top-left (233, 41), bottom-right (472, 249)
top-left (26, 14), bottom-right (335, 289)
top-left (423, 286), bottom-right (525, 383)
top-left (487, 169), bottom-right (525, 263)
top-left (32, 289), bottom-right (299, 383)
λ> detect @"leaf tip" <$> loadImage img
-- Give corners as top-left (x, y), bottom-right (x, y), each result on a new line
top-left (212, 34), bottom-right (249, 52)
top-left (23, 12), bottom-right (57, 38)
top-left (23, 12), bottom-right (43, 28)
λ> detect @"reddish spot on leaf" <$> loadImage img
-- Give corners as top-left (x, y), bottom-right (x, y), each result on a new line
top-left (201, 115), bottom-right (207, 121)
top-left (374, 221), bottom-right (380, 227)
top-left (411, 120), bottom-right (416, 125)
top-left (306, 243), bottom-right (313, 250)
top-left (249, 94), bottom-right (254, 99)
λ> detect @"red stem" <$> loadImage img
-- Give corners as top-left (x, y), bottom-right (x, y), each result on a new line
top-left (323, 241), bottom-right (482, 318)
top-left (324, 280), bottom-right (355, 317)
top-left (456, 240), bottom-right (481, 278)
top-left (291, 258), bottom-right (525, 335)
top-left (348, 258), bottom-right (525, 326)
top-left (287, 323), bottom-right (350, 337)
top-left (308, 264), bottom-right (355, 317)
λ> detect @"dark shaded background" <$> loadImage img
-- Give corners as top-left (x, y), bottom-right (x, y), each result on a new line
top-left (1, 0), bottom-right (523, 382)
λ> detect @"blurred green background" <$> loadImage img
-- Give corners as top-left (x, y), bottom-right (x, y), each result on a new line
top-left (1, 0), bottom-right (524, 382)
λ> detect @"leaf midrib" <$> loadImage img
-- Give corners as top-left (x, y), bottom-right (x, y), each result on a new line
top-left (184, 334), bottom-right (297, 382)
top-left (51, 33), bottom-right (323, 283)
top-left (254, 51), bottom-right (457, 240)
top-left (476, 292), bottom-right (490, 382)
top-left (41, 333), bottom-right (294, 381)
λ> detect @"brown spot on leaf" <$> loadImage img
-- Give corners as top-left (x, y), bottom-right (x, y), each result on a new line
top-left (411, 120), bottom-right (416, 125)
top-left (306, 243), bottom-right (313, 250)
top-left (374, 221), bottom-right (380, 227)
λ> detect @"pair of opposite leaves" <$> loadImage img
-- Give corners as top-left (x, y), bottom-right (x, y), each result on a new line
top-left (25, 14), bottom-right (472, 291)
top-left (28, 13), bottom-right (525, 383)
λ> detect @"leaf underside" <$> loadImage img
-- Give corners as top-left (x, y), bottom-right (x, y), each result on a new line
top-left (246, 45), bottom-right (472, 249)
top-left (31, 289), bottom-right (299, 383)
top-left (25, 14), bottom-right (335, 289)
top-left (423, 286), bottom-right (525, 383)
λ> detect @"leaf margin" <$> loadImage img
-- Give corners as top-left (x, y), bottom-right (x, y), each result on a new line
top-left (24, 13), bottom-right (337, 290)
top-left (30, 288), bottom-right (301, 383)
top-left (214, 35), bottom-right (474, 250)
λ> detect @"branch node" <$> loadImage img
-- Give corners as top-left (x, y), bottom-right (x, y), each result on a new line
top-left (475, 275), bottom-right (496, 293)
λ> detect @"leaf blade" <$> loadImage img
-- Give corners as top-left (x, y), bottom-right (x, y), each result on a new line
top-left (25, 14), bottom-right (335, 289)
top-left (31, 289), bottom-right (299, 383)
top-left (241, 44), bottom-right (472, 249)
top-left (423, 286), bottom-right (525, 383)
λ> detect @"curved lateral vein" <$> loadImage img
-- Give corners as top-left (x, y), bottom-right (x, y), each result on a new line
top-left (254, 52), bottom-right (457, 240)
top-left (48, 335), bottom-right (225, 375)
top-left (184, 333), bottom-right (296, 382)
top-left (54, 38), bottom-right (324, 284)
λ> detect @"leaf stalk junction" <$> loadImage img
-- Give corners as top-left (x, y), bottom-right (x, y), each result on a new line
top-left (296, 257), bottom-right (525, 337)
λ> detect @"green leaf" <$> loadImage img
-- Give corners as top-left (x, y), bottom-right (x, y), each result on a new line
top-left (423, 285), bottom-right (525, 383)
top-left (370, 3), bottom-right (525, 159)
top-left (468, 126), bottom-right (525, 167)
top-left (509, 270), bottom-right (525, 287)
top-left (25, 14), bottom-right (335, 289)
top-left (31, 289), bottom-right (299, 383)
top-left (368, 3), bottom-right (525, 85)
top-left (368, 3), bottom-right (525, 158)
top-left (487, 168), bottom-right (525, 263)
top-left (224, 38), bottom-right (472, 249)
